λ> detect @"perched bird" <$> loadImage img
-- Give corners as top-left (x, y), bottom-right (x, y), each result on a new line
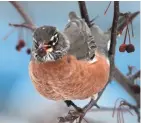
top-left (29, 12), bottom-right (110, 122)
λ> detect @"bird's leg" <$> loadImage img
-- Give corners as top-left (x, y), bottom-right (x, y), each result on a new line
top-left (58, 101), bottom-right (83, 123)
top-left (78, 98), bottom-right (98, 123)
top-left (59, 98), bottom-right (98, 123)
top-left (77, 94), bottom-right (100, 123)
top-left (64, 100), bottom-right (83, 112)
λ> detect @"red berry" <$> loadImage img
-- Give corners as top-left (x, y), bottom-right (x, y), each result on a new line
top-left (130, 85), bottom-right (140, 94)
top-left (18, 39), bottom-right (25, 48)
top-left (16, 45), bottom-right (21, 51)
top-left (26, 48), bottom-right (31, 55)
top-left (119, 44), bottom-right (127, 52)
top-left (126, 44), bottom-right (135, 53)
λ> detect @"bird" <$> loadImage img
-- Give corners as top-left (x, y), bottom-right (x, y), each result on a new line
top-left (29, 11), bottom-right (110, 122)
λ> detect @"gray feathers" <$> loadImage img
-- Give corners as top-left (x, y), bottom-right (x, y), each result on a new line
top-left (33, 26), bottom-right (57, 43)
top-left (63, 11), bottom-right (97, 60)
top-left (69, 11), bottom-right (78, 20)
top-left (90, 25), bottom-right (111, 57)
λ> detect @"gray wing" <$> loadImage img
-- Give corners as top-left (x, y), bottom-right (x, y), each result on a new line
top-left (90, 25), bottom-right (110, 57)
top-left (63, 11), bottom-right (96, 60)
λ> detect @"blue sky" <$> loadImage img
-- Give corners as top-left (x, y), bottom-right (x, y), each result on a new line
top-left (0, 1), bottom-right (140, 123)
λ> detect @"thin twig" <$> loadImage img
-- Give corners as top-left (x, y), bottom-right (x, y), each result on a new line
top-left (129, 70), bottom-right (140, 81)
top-left (2, 27), bottom-right (16, 40)
top-left (9, 23), bottom-right (36, 31)
top-left (130, 21), bottom-right (134, 37)
top-left (127, 65), bottom-right (135, 76)
top-left (127, 24), bottom-right (131, 44)
top-left (123, 26), bottom-right (128, 44)
top-left (123, 101), bottom-right (140, 122)
top-left (89, 107), bottom-right (135, 112)
top-left (104, 1), bottom-right (112, 15)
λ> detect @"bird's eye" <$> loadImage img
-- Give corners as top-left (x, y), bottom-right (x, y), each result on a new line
top-left (49, 32), bottom-right (59, 46)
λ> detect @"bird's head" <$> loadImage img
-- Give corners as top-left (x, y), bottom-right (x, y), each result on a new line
top-left (32, 25), bottom-right (70, 62)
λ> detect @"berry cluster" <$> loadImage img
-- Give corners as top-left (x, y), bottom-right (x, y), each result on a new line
top-left (15, 39), bottom-right (31, 55)
top-left (104, 4), bottom-right (135, 53)
top-left (26, 48), bottom-right (31, 54)
top-left (119, 18), bottom-right (135, 53)
top-left (119, 43), bottom-right (135, 53)
top-left (16, 39), bottom-right (25, 51)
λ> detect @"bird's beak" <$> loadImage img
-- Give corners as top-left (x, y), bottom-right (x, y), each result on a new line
top-left (46, 47), bottom-right (53, 53)
top-left (39, 43), bottom-right (53, 53)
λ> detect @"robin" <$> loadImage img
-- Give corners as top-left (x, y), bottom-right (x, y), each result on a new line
top-left (29, 11), bottom-right (110, 122)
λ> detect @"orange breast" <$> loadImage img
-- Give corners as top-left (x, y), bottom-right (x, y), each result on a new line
top-left (29, 52), bottom-right (110, 100)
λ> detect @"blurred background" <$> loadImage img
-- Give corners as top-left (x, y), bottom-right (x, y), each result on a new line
top-left (0, 1), bottom-right (140, 123)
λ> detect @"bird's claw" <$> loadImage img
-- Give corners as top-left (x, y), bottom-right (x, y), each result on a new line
top-left (58, 109), bottom-right (86, 123)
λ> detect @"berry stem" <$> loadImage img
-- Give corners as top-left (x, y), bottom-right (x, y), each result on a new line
top-left (2, 27), bottom-right (16, 40)
top-left (130, 21), bottom-right (134, 37)
top-left (127, 24), bottom-right (131, 44)
top-left (104, 1), bottom-right (112, 15)
top-left (123, 26), bottom-right (128, 44)
top-left (18, 27), bottom-right (22, 40)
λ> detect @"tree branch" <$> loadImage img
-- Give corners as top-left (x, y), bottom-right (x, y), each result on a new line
top-left (10, 1), bottom-right (34, 26)
top-left (91, 2), bottom-right (140, 111)
top-left (78, 1), bottom-right (120, 109)
top-left (9, 1), bottom-right (36, 31)
top-left (95, 1), bottom-right (119, 104)
top-left (127, 65), bottom-right (134, 76)
top-left (129, 70), bottom-right (140, 81)
top-left (78, 1), bottom-right (92, 27)
top-left (9, 23), bottom-right (35, 31)
top-left (113, 67), bottom-right (140, 107)
top-left (108, 2), bottom-right (119, 56)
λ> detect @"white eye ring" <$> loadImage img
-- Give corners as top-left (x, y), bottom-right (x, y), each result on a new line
top-left (50, 36), bottom-right (54, 41)
top-left (54, 34), bottom-right (58, 37)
